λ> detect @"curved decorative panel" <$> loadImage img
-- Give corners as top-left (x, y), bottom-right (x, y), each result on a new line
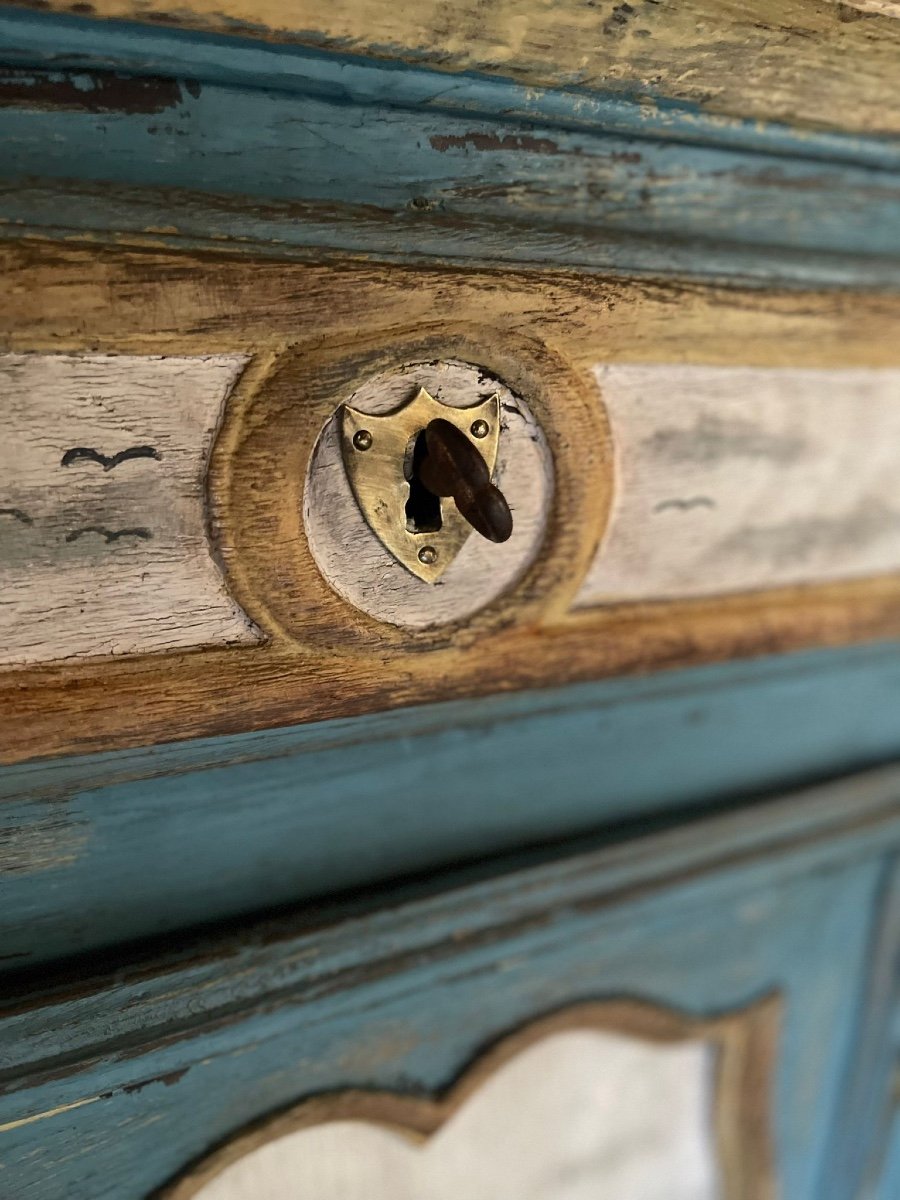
top-left (164, 1001), bottom-right (777, 1200)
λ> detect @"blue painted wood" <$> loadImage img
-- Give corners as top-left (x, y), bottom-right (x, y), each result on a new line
top-left (817, 854), bottom-right (900, 1200)
top-left (871, 1004), bottom-right (900, 1200)
top-left (1, 7), bottom-right (898, 170)
top-left (7, 760), bottom-right (900, 1074)
top-left (0, 20), bottom-right (896, 1200)
top-left (0, 74), bottom-right (892, 256)
top-left (5, 643), bottom-right (900, 970)
top-left (9, 178), bottom-right (900, 290)
top-left (0, 14), bottom-right (899, 285)
top-left (0, 772), bottom-right (894, 1199)
top-left (874, 1106), bottom-right (900, 1200)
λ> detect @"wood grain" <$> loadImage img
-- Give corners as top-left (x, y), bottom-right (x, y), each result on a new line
top-left (163, 1000), bottom-right (777, 1200)
top-left (5, 242), bottom-right (900, 762)
top-left (0, 352), bottom-right (259, 665)
top-left (6, 0), bottom-right (900, 138)
top-left (2, 61), bottom-right (900, 291)
top-left (7, 642), bottom-right (900, 969)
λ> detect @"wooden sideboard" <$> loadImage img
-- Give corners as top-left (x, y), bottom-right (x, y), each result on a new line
top-left (2, 3), bottom-right (900, 1197)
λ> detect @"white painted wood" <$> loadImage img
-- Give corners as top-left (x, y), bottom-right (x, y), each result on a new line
top-left (576, 365), bottom-right (900, 607)
top-left (303, 361), bottom-right (553, 628)
top-left (827, 0), bottom-right (900, 17)
top-left (0, 354), bottom-right (260, 666)
top-left (188, 1030), bottom-right (720, 1200)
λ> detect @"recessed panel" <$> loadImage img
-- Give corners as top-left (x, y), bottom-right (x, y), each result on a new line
top-left (579, 364), bottom-right (900, 606)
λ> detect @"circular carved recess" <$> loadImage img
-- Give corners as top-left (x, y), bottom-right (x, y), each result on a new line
top-left (211, 332), bottom-right (611, 655)
top-left (303, 361), bottom-right (553, 629)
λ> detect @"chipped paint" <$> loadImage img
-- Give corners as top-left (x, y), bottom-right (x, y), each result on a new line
top-left (0, 68), bottom-right (196, 114)
top-left (0, 1096), bottom-right (102, 1133)
top-left (5, 0), bottom-right (900, 140)
top-left (430, 132), bottom-right (563, 154)
top-left (0, 58), bottom-right (896, 285)
top-left (0, 808), bottom-right (88, 875)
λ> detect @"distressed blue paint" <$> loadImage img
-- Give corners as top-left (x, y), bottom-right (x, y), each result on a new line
top-left (0, 19), bottom-right (896, 1199)
top-left (8, 181), bottom-right (900, 291)
top-left (875, 1111), bottom-right (900, 1200)
top-left (873, 1005), bottom-right (900, 1199)
top-left (0, 17), bottom-right (899, 284)
top-left (5, 642), bottom-right (900, 968)
top-left (8, 758), bottom-right (900, 1074)
top-left (0, 799), bottom-right (890, 1200)
top-left (0, 68), bottom-right (896, 259)
top-left (0, 6), bottom-right (898, 171)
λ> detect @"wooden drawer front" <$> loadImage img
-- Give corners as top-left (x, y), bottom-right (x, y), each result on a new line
top-left (5, 243), bottom-right (900, 764)
top-left (3, 766), bottom-right (899, 1200)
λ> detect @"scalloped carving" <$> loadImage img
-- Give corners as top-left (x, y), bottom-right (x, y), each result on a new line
top-left (163, 999), bottom-right (778, 1200)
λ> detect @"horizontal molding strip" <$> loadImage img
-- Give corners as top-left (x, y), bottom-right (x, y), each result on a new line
top-left (6, 184), bottom-right (900, 291)
top-left (4, 758), bottom-right (900, 1087)
top-left (2, 0), bottom-right (900, 141)
top-left (6, 642), bottom-right (900, 969)
top-left (5, 245), bottom-right (900, 766)
top-left (0, 14), bottom-right (899, 284)
top-left (0, 7), bottom-right (898, 170)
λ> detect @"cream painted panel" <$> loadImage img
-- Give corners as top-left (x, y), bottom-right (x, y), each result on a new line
top-left (579, 365), bottom-right (900, 606)
top-left (186, 1031), bottom-right (719, 1200)
top-left (0, 353), bottom-right (259, 665)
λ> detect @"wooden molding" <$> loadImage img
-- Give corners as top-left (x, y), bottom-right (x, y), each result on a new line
top-left (11, 757), bottom-right (884, 1198)
top-left (5, 0), bottom-right (900, 139)
top-left (159, 997), bottom-right (779, 1200)
top-left (2, 60), bottom-right (900, 290)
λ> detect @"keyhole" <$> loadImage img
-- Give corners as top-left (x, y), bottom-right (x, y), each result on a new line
top-left (405, 429), bottom-right (442, 533)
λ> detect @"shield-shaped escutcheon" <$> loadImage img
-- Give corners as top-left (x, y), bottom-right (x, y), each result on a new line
top-left (340, 387), bottom-right (501, 582)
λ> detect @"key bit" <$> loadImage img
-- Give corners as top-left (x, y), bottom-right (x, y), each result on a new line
top-left (417, 417), bottom-right (513, 544)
